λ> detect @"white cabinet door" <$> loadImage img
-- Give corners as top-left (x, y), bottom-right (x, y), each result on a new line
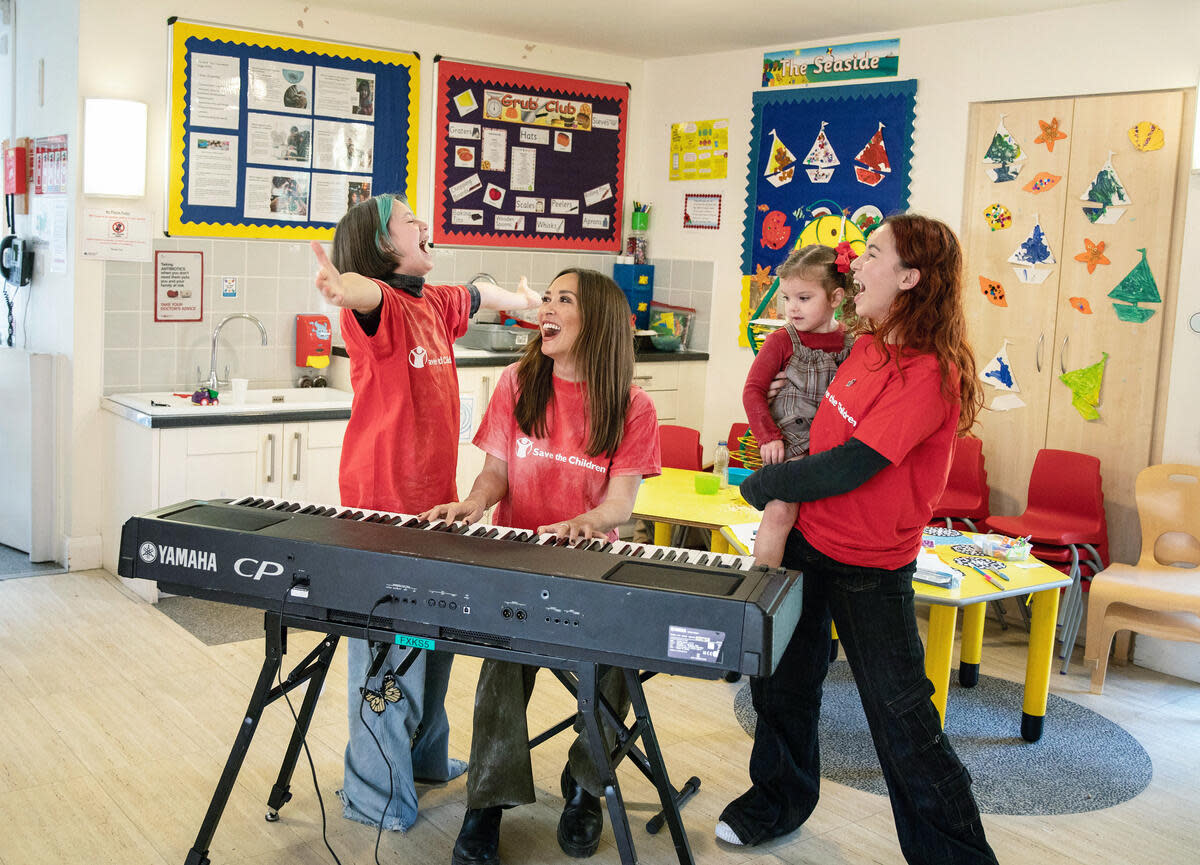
top-left (159, 425), bottom-right (269, 503)
top-left (280, 420), bottom-right (346, 505)
top-left (456, 367), bottom-right (498, 499)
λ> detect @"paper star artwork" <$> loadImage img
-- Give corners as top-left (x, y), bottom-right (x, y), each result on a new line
top-left (980, 339), bottom-right (1020, 392)
top-left (1034, 117), bottom-right (1067, 152)
top-left (751, 263), bottom-right (775, 293)
top-left (1068, 297), bottom-right (1094, 314)
top-left (1074, 238), bottom-right (1111, 274)
top-left (1059, 352), bottom-right (1109, 421)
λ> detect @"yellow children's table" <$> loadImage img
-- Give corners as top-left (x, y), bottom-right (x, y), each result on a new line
top-left (714, 510), bottom-right (1072, 743)
top-left (632, 467), bottom-right (762, 553)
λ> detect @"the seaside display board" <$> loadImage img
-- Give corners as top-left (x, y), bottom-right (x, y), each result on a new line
top-left (432, 58), bottom-right (629, 250)
top-left (740, 80), bottom-right (916, 346)
top-left (166, 19), bottom-right (419, 239)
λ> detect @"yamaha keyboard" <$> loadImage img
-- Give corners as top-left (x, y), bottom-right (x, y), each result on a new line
top-left (119, 496), bottom-right (803, 678)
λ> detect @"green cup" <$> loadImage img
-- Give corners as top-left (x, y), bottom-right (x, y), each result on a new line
top-left (631, 211), bottom-right (649, 231)
top-left (693, 473), bottom-right (720, 495)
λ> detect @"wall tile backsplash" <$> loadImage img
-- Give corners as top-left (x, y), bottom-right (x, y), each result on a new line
top-left (102, 237), bottom-right (713, 393)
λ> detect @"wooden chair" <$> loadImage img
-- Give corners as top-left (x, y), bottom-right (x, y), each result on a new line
top-left (658, 424), bottom-right (702, 471)
top-left (985, 449), bottom-right (1109, 673)
top-left (1085, 464), bottom-right (1200, 694)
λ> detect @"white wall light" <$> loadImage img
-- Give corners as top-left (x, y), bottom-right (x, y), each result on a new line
top-left (83, 98), bottom-right (148, 197)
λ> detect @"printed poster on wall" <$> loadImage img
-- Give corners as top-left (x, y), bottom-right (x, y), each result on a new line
top-left (669, 119), bottom-right (729, 181)
top-left (167, 19), bottom-right (418, 240)
top-left (740, 80), bottom-right (916, 347)
top-left (432, 59), bottom-right (629, 250)
top-left (762, 39), bottom-right (900, 87)
top-left (154, 251), bottom-right (204, 321)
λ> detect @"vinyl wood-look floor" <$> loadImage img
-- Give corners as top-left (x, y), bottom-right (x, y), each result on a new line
top-left (1, 570), bottom-right (1198, 865)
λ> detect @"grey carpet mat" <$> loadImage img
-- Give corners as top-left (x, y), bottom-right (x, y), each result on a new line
top-left (0, 543), bottom-right (65, 581)
top-left (156, 595), bottom-right (266, 645)
top-left (733, 661), bottom-right (1152, 816)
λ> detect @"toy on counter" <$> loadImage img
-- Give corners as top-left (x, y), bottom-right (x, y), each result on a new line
top-left (191, 387), bottom-right (220, 406)
top-left (977, 533), bottom-right (1032, 561)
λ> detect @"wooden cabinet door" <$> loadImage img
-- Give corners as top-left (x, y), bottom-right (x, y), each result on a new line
top-left (1045, 89), bottom-right (1184, 561)
top-left (962, 98), bottom-right (1076, 516)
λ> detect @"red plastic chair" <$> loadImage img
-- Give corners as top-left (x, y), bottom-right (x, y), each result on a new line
top-left (726, 422), bottom-right (751, 468)
top-left (931, 436), bottom-right (990, 533)
top-left (984, 448), bottom-right (1109, 673)
top-left (658, 424), bottom-right (703, 471)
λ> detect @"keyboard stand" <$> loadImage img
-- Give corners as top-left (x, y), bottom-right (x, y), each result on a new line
top-left (182, 611), bottom-right (697, 865)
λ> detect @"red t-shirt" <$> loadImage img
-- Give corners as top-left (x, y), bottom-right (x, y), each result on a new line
top-left (742, 325), bottom-right (847, 445)
top-left (797, 337), bottom-right (960, 569)
top-left (474, 364), bottom-right (662, 540)
top-left (338, 281), bottom-right (471, 513)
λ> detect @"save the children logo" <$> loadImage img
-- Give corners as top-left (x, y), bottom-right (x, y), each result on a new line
top-left (512, 438), bottom-right (607, 473)
top-left (408, 346), bottom-right (452, 369)
top-left (515, 437), bottom-right (534, 458)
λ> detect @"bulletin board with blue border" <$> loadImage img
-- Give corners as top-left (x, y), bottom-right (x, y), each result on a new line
top-left (166, 19), bottom-right (419, 239)
top-left (431, 58), bottom-right (629, 251)
top-left (740, 80), bottom-right (917, 346)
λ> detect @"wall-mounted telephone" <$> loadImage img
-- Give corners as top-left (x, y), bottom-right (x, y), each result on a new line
top-left (1, 234), bottom-right (32, 286)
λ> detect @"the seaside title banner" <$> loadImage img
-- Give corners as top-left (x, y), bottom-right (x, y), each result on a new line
top-left (762, 39), bottom-right (900, 87)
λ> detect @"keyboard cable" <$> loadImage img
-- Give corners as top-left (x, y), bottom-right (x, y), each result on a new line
top-left (275, 579), bottom-right (345, 865)
top-left (361, 595), bottom-right (400, 865)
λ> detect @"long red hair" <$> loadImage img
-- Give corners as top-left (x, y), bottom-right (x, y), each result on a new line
top-left (862, 214), bottom-right (982, 433)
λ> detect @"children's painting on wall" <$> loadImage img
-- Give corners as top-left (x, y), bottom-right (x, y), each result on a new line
top-left (740, 81), bottom-right (916, 348)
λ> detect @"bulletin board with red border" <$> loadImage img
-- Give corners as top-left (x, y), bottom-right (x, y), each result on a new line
top-left (432, 58), bottom-right (629, 250)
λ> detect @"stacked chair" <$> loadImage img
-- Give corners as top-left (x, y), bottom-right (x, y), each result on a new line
top-left (985, 448), bottom-right (1109, 674)
top-left (1085, 464), bottom-right (1200, 694)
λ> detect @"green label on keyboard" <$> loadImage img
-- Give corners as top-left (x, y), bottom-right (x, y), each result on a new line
top-left (395, 634), bottom-right (435, 650)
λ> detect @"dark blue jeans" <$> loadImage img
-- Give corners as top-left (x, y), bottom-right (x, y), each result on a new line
top-left (720, 529), bottom-right (998, 865)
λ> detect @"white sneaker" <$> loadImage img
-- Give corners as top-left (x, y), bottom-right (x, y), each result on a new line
top-left (715, 821), bottom-right (744, 845)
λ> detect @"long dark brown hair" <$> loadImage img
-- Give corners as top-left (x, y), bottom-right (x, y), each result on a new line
top-left (514, 268), bottom-right (635, 457)
top-left (330, 192), bottom-right (406, 278)
top-left (862, 213), bottom-right (982, 433)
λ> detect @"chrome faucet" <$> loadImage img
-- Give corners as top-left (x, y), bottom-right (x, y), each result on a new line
top-left (202, 313), bottom-right (268, 391)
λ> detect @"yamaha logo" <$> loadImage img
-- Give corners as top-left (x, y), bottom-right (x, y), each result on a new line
top-left (139, 542), bottom-right (157, 563)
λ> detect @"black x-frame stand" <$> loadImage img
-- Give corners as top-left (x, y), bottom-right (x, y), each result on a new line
top-left (182, 611), bottom-right (700, 865)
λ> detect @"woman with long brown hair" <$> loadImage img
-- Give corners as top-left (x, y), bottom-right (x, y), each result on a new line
top-left (422, 268), bottom-right (661, 865)
top-left (717, 213), bottom-right (996, 864)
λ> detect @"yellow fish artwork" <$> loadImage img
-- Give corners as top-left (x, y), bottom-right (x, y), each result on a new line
top-left (1128, 121), bottom-right (1165, 152)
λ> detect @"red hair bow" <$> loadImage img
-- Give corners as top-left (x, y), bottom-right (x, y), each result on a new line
top-left (835, 241), bottom-right (858, 274)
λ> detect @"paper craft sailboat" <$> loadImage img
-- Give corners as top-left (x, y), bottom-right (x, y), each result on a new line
top-left (854, 123), bottom-right (891, 187)
top-left (764, 128), bottom-right (796, 188)
top-left (1108, 247), bottom-right (1161, 322)
top-left (802, 121), bottom-right (839, 183)
top-left (982, 114), bottom-right (1025, 182)
top-left (1007, 215), bottom-right (1056, 284)
top-left (1080, 152), bottom-right (1131, 224)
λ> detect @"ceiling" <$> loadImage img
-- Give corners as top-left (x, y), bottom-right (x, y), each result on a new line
top-left (331, 0), bottom-right (1113, 59)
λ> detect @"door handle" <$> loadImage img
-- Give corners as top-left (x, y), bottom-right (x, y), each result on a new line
top-left (1060, 336), bottom-right (1069, 374)
top-left (292, 431), bottom-right (302, 481)
top-left (1036, 333), bottom-right (1044, 373)
top-left (265, 433), bottom-right (275, 484)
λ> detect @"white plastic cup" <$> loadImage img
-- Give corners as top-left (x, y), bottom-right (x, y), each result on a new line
top-left (230, 378), bottom-right (249, 404)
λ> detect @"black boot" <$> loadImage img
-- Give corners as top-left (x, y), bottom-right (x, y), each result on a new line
top-left (557, 765), bottom-right (604, 858)
top-left (452, 806), bottom-right (502, 865)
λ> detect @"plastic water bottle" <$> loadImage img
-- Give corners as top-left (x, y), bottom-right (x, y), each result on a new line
top-left (714, 440), bottom-right (730, 488)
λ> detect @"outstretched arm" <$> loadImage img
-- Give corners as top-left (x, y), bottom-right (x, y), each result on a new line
top-left (310, 241), bottom-right (383, 313)
top-left (475, 275), bottom-right (541, 313)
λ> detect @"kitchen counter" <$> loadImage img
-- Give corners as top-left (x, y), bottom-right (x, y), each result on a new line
top-left (332, 345), bottom-right (709, 366)
top-left (103, 387), bottom-right (353, 429)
